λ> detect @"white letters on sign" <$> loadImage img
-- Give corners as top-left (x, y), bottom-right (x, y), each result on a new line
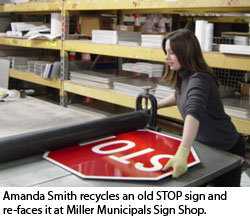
top-left (109, 148), bottom-right (154, 165)
top-left (135, 154), bottom-right (173, 172)
top-left (91, 140), bottom-right (173, 172)
top-left (92, 140), bottom-right (135, 154)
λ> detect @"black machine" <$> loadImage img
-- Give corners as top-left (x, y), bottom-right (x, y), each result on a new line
top-left (0, 91), bottom-right (158, 163)
top-left (136, 86), bottom-right (158, 131)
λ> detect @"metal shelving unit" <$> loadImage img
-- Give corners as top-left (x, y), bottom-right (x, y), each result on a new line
top-left (61, 0), bottom-right (250, 135)
top-left (0, 0), bottom-right (62, 92)
top-left (0, 0), bottom-right (249, 134)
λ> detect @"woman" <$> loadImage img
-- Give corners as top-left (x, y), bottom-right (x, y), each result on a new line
top-left (158, 29), bottom-right (245, 186)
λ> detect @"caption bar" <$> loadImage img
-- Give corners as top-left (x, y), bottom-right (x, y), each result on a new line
top-left (0, 187), bottom-right (248, 219)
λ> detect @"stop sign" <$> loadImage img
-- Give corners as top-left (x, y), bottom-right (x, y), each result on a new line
top-left (44, 129), bottom-right (200, 181)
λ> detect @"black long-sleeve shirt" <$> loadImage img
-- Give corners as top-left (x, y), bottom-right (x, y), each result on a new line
top-left (175, 69), bottom-right (239, 151)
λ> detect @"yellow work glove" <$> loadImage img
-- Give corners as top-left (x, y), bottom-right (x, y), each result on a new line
top-left (162, 146), bottom-right (190, 178)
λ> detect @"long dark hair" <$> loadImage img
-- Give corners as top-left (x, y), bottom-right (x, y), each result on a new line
top-left (161, 29), bottom-right (219, 91)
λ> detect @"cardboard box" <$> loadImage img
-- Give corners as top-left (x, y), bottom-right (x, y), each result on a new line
top-left (240, 82), bottom-right (250, 96)
top-left (79, 16), bottom-right (113, 37)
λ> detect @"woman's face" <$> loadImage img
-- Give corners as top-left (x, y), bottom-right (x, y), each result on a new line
top-left (165, 39), bottom-right (182, 71)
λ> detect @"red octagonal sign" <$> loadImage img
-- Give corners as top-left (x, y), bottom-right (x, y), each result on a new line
top-left (44, 129), bottom-right (200, 181)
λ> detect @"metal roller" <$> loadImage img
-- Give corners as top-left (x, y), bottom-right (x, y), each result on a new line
top-left (0, 111), bottom-right (148, 163)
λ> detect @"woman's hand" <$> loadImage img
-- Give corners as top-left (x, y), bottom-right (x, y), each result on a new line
top-left (162, 146), bottom-right (190, 178)
top-left (162, 115), bottom-right (199, 178)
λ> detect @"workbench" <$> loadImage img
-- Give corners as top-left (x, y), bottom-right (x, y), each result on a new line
top-left (0, 95), bottom-right (242, 187)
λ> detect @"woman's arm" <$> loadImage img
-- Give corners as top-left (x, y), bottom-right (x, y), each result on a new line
top-left (180, 114), bottom-right (200, 150)
top-left (162, 114), bottom-right (200, 178)
top-left (157, 93), bottom-right (176, 109)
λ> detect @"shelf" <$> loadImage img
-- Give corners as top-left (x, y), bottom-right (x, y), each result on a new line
top-left (64, 81), bottom-right (182, 119)
top-left (63, 81), bottom-right (250, 135)
top-left (64, 40), bottom-right (250, 71)
top-left (231, 117), bottom-right (250, 135)
top-left (64, 81), bottom-right (137, 108)
top-left (203, 52), bottom-right (250, 71)
top-left (64, 0), bottom-right (250, 13)
top-left (64, 40), bottom-right (165, 62)
top-left (1, 38), bottom-right (249, 72)
top-left (180, 16), bottom-right (250, 24)
top-left (0, 0), bottom-right (62, 12)
top-left (9, 69), bottom-right (61, 89)
top-left (0, 37), bottom-right (61, 50)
